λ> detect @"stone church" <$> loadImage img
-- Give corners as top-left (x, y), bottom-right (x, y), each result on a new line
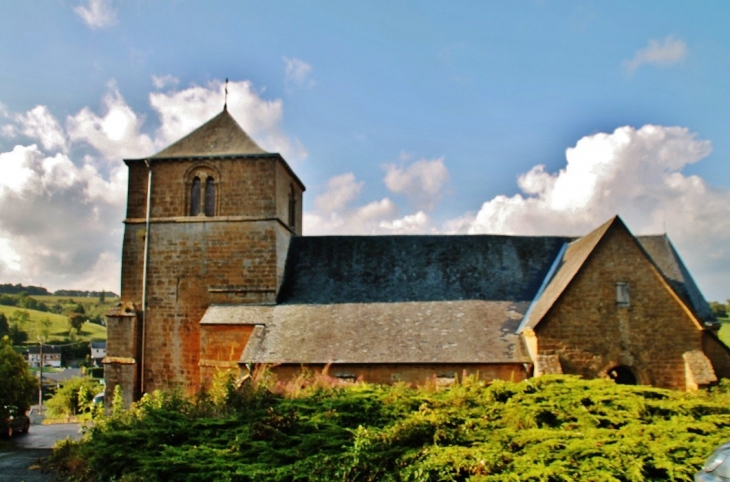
top-left (104, 108), bottom-right (730, 405)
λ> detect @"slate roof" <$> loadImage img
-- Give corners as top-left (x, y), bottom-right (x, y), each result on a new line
top-left (238, 235), bottom-right (568, 364)
top-left (43, 368), bottom-right (84, 384)
top-left (124, 109), bottom-right (306, 190)
top-left (636, 235), bottom-right (716, 325)
top-left (201, 217), bottom-right (714, 366)
top-left (238, 301), bottom-right (531, 364)
top-left (277, 235), bottom-right (569, 304)
top-left (151, 109), bottom-right (268, 159)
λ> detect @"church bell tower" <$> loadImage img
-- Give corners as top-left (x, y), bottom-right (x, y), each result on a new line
top-left (104, 108), bottom-right (305, 404)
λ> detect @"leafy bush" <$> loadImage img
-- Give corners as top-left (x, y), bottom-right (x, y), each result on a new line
top-left (45, 376), bottom-right (103, 420)
top-left (0, 336), bottom-right (36, 430)
top-left (0, 337), bottom-right (36, 408)
top-left (49, 374), bottom-right (730, 481)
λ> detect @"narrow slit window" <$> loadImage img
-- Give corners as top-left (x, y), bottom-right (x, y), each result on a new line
top-left (204, 176), bottom-right (215, 216)
top-left (288, 185), bottom-right (296, 228)
top-left (616, 282), bottom-right (630, 307)
top-left (190, 176), bottom-right (201, 216)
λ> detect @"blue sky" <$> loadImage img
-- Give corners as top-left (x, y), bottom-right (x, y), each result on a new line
top-left (1, 1), bottom-right (730, 301)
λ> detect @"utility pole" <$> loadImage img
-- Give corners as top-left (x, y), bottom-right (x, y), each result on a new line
top-left (38, 341), bottom-right (43, 409)
top-left (36, 318), bottom-right (50, 413)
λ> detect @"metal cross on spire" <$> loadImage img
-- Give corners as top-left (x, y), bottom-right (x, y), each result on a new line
top-left (224, 78), bottom-right (229, 111)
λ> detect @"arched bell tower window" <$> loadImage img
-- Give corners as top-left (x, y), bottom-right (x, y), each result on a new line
top-left (186, 165), bottom-right (219, 217)
top-left (204, 176), bottom-right (216, 216)
top-left (288, 184), bottom-right (296, 229)
top-left (190, 177), bottom-right (201, 216)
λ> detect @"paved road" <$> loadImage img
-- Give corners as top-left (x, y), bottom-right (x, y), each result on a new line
top-left (0, 424), bottom-right (81, 482)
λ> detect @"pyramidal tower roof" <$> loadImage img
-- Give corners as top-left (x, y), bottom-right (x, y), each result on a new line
top-left (151, 108), bottom-right (268, 159)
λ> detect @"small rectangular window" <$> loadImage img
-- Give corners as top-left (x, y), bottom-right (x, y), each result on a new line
top-left (616, 282), bottom-right (630, 307)
top-left (334, 372), bottom-right (356, 382)
top-left (436, 372), bottom-right (457, 386)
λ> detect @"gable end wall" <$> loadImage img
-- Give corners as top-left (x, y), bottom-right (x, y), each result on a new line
top-left (535, 224), bottom-right (703, 390)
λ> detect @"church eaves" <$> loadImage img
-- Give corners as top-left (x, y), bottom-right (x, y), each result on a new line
top-left (151, 108), bottom-right (268, 159)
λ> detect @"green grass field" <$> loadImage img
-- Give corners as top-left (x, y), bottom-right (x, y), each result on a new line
top-left (1, 304), bottom-right (106, 343)
top-left (718, 316), bottom-right (730, 346)
top-left (33, 294), bottom-right (119, 320)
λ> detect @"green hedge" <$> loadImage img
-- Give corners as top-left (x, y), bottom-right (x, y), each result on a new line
top-left (49, 375), bottom-right (730, 481)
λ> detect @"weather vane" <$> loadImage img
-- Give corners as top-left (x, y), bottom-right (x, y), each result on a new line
top-left (224, 78), bottom-right (229, 111)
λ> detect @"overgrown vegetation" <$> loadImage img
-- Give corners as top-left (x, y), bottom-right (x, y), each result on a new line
top-left (45, 376), bottom-right (104, 421)
top-left (49, 372), bottom-right (730, 481)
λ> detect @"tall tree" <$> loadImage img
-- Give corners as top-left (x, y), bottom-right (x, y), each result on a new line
top-left (9, 309), bottom-right (30, 328)
top-left (0, 336), bottom-right (36, 422)
top-left (8, 310), bottom-right (30, 344)
top-left (710, 301), bottom-right (728, 318)
top-left (36, 317), bottom-right (51, 342)
top-left (0, 313), bottom-right (8, 338)
top-left (68, 312), bottom-right (86, 335)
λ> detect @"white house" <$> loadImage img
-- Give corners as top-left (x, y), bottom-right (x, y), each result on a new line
top-left (90, 341), bottom-right (106, 367)
top-left (26, 345), bottom-right (62, 368)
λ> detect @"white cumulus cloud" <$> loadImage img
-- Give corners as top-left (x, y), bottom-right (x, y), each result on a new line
top-left (379, 211), bottom-right (430, 233)
top-left (150, 79), bottom-right (307, 162)
top-left (453, 124), bottom-right (730, 300)
top-left (625, 36), bottom-right (687, 73)
top-left (13, 106), bottom-right (68, 153)
top-left (0, 76), bottom-right (307, 292)
top-left (151, 74), bottom-right (180, 90)
top-left (67, 83), bottom-right (154, 160)
top-left (283, 57), bottom-right (316, 90)
top-left (304, 171), bottom-right (434, 235)
top-left (383, 157), bottom-right (449, 210)
top-left (464, 125), bottom-right (712, 235)
top-left (74, 0), bottom-right (117, 30)
top-left (0, 144), bottom-right (125, 291)
top-left (313, 173), bottom-right (363, 214)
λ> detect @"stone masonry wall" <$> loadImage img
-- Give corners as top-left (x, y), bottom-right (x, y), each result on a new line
top-left (199, 324), bottom-right (256, 384)
top-left (103, 362), bottom-right (136, 407)
top-left (128, 219), bottom-right (282, 393)
top-left (264, 363), bottom-right (529, 385)
top-left (703, 331), bottom-right (730, 380)
top-left (116, 155), bottom-right (299, 396)
top-left (275, 161), bottom-right (303, 235)
top-left (536, 224), bottom-right (704, 390)
top-left (103, 308), bottom-right (140, 406)
top-left (125, 157), bottom-right (281, 220)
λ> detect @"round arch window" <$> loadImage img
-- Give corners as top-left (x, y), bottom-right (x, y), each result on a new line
top-left (607, 366), bottom-right (637, 385)
top-left (186, 166), bottom-right (218, 217)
